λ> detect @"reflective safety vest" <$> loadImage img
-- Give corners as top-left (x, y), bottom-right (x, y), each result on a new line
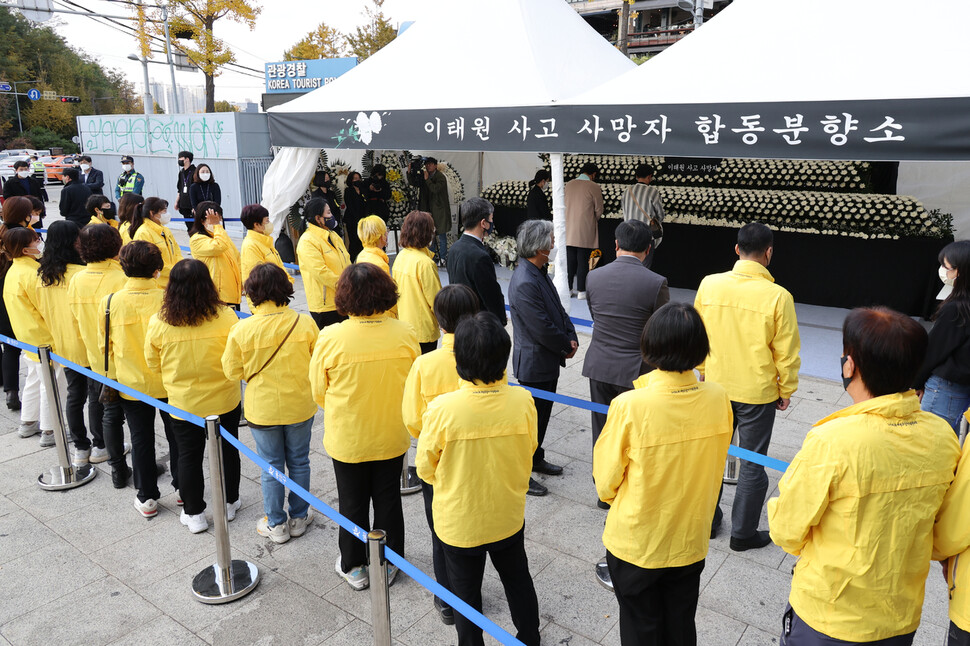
top-left (31, 160), bottom-right (44, 174)
top-left (118, 171), bottom-right (140, 196)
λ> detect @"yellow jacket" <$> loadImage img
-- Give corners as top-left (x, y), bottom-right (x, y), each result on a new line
top-left (392, 246), bottom-right (441, 344)
top-left (240, 229), bottom-right (292, 286)
top-left (190, 226), bottom-right (242, 305)
top-left (416, 379), bottom-right (537, 548)
top-left (694, 260), bottom-right (801, 404)
top-left (144, 307), bottom-right (240, 417)
top-left (402, 334), bottom-right (459, 438)
top-left (767, 391), bottom-right (960, 641)
top-left (309, 314), bottom-right (419, 463)
top-left (119, 221), bottom-right (132, 246)
top-left (132, 218), bottom-right (183, 288)
top-left (357, 246), bottom-right (390, 274)
top-left (296, 223), bottom-right (350, 313)
top-left (68, 259), bottom-right (127, 374)
top-left (99, 278), bottom-right (165, 400)
top-left (3, 256), bottom-right (52, 362)
top-left (36, 263), bottom-right (87, 366)
top-left (222, 302), bottom-right (318, 426)
top-left (934, 440), bottom-right (970, 632)
top-left (594, 370), bottom-right (733, 569)
top-left (88, 215), bottom-right (119, 229)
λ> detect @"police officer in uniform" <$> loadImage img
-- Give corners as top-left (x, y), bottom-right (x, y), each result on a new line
top-left (115, 155), bottom-right (145, 202)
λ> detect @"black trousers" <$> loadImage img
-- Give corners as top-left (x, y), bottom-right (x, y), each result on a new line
top-left (421, 480), bottom-right (451, 607)
top-left (566, 246), bottom-right (595, 292)
top-left (607, 551), bottom-right (705, 646)
top-left (589, 379), bottom-right (634, 458)
top-left (86, 377), bottom-right (126, 468)
top-left (1, 342), bottom-right (20, 393)
top-left (122, 398), bottom-right (177, 502)
top-left (311, 310), bottom-right (347, 330)
top-left (516, 378), bottom-right (556, 466)
top-left (780, 605), bottom-right (915, 645)
top-left (949, 621), bottom-right (970, 646)
top-left (86, 377), bottom-right (107, 450)
top-left (420, 341), bottom-right (438, 355)
top-left (64, 367), bottom-right (89, 450)
top-left (178, 207), bottom-right (193, 232)
top-left (168, 403), bottom-right (241, 516)
top-left (332, 453), bottom-right (405, 572)
top-left (441, 527), bottom-right (540, 646)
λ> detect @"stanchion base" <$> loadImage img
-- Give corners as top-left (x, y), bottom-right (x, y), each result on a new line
top-left (400, 465), bottom-right (422, 495)
top-left (192, 560), bottom-right (259, 604)
top-left (37, 463), bottom-right (97, 491)
top-left (723, 457), bottom-right (740, 485)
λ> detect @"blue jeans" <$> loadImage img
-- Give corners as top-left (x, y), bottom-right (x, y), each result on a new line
top-left (433, 233), bottom-right (448, 262)
top-left (922, 374), bottom-right (970, 435)
top-left (249, 416), bottom-right (313, 527)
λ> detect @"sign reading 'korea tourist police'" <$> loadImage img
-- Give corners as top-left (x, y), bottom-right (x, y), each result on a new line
top-left (264, 57), bottom-right (358, 94)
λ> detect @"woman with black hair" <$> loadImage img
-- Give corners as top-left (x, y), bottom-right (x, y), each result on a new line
top-left (365, 164), bottom-right (391, 222)
top-left (145, 259), bottom-right (242, 534)
top-left (916, 239), bottom-right (970, 432)
top-left (343, 171), bottom-right (367, 261)
top-left (188, 163), bottom-right (221, 209)
top-left (131, 197), bottom-right (183, 288)
top-left (188, 200), bottom-right (242, 308)
top-left (296, 197), bottom-right (351, 329)
top-left (117, 193), bottom-right (144, 245)
top-left (526, 169), bottom-right (552, 221)
top-left (36, 221), bottom-right (91, 460)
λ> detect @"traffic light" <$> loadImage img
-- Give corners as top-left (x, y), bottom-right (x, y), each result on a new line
top-left (59, 96), bottom-right (81, 103)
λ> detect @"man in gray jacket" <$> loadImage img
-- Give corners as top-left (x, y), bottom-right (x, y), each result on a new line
top-left (421, 157), bottom-right (452, 265)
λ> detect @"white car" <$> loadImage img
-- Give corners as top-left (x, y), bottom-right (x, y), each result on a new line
top-left (0, 155), bottom-right (32, 182)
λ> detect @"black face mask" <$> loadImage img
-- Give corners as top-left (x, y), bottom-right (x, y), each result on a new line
top-left (102, 206), bottom-right (115, 218)
top-left (178, 160), bottom-right (185, 168)
top-left (483, 219), bottom-right (493, 235)
top-left (840, 355), bottom-right (852, 390)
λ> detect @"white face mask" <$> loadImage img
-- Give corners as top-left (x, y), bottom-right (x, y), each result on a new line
top-left (17, 170), bottom-right (30, 179)
top-left (940, 265), bottom-right (956, 287)
top-left (26, 241), bottom-right (43, 258)
top-left (199, 172), bottom-right (211, 181)
top-left (80, 164), bottom-right (91, 171)
top-left (159, 210), bottom-right (171, 225)
top-left (546, 247), bottom-right (558, 264)
top-left (122, 164), bottom-right (132, 172)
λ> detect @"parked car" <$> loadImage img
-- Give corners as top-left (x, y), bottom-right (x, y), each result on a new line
top-left (0, 155), bottom-right (31, 182)
top-left (42, 155), bottom-right (77, 183)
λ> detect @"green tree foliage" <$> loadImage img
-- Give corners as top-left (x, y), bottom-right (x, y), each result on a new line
top-left (0, 7), bottom-right (139, 142)
top-left (345, 0), bottom-right (397, 62)
top-left (212, 100), bottom-right (238, 112)
top-left (284, 22), bottom-right (345, 61)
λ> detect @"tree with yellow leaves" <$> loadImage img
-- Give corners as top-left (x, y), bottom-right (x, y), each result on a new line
top-left (283, 22), bottom-right (345, 61)
top-left (345, 0), bottom-right (396, 62)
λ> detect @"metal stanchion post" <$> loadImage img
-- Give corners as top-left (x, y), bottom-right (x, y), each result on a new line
top-left (192, 415), bottom-right (259, 604)
top-left (723, 429), bottom-right (740, 485)
top-left (37, 345), bottom-right (96, 490)
top-left (368, 530), bottom-right (392, 646)
top-left (400, 446), bottom-right (421, 495)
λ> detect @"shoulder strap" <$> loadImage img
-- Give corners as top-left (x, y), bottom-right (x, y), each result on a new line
top-left (629, 185), bottom-right (651, 220)
top-left (246, 313), bottom-right (301, 383)
top-left (103, 292), bottom-right (114, 374)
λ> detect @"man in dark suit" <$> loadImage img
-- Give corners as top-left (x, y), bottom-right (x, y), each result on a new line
top-left (3, 160), bottom-right (47, 202)
top-left (58, 167), bottom-right (93, 227)
top-left (77, 155), bottom-right (104, 195)
top-left (508, 219), bottom-right (578, 497)
top-left (446, 197), bottom-right (507, 325)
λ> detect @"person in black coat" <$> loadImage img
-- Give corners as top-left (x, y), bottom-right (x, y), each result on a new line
top-left (3, 160), bottom-right (47, 203)
top-left (508, 218), bottom-right (577, 497)
top-left (58, 168), bottom-right (93, 228)
top-left (188, 163), bottom-right (222, 209)
top-left (365, 164), bottom-right (391, 222)
top-left (309, 170), bottom-right (342, 237)
top-left (175, 150), bottom-right (196, 232)
top-left (526, 170), bottom-right (552, 221)
top-left (343, 171), bottom-right (367, 260)
top-left (77, 155), bottom-right (104, 195)
top-left (446, 198), bottom-right (507, 326)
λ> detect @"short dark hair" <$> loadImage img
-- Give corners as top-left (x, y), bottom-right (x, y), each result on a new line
top-left (737, 222), bottom-right (773, 255)
top-left (334, 263), bottom-right (398, 316)
top-left (460, 197), bottom-right (493, 231)
top-left (178, 151), bottom-right (193, 162)
top-left (400, 210), bottom-right (435, 248)
top-left (303, 197), bottom-right (329, 223)
top-left (371, 164), bottom-right (387, 178)
top-left (843, 307), bottom-right (927, 397)
top-left (189, 200), bottom-right (222, 237)
top-left (159, 259), bottom-right (223, 327)
top-left (77, 224), bottom-right (122, 263)
top-left (63, 167), bottom-right (80, 183)
top-left (241, 204), bottom-right (269, 230)
top-left (635, 163), bottom-right (656, 179)
top-left (2, 227), bottom-right (38, 259)
top-left (454, 312), bottom-right (510, 383)
top-left (119, 240), bottom-right (164, 278)
top-left (26, 195), bottom-right (44, 213)
top-left (245, 263), bottom-right (294, 307)
top-left (78, 155), bottom-right (92, 164)
top-left (85, 193), bottom-right (111, 217)
top-left (424, 157), bottom-right (437, 165)
top-left (312, 170), bottom-right (329, 186)
top-left (615, 219), bottom-right (653, 254)
top-left (641, 302), bottom-right (710, 372)
top-left (12, 161), bottom-right (28, 170)
top-left (434, 284), bottom-right (480, 333)
top-left (530, 169), bottom-right (551, 187)
top-left (193, 164), bottom-right (213, 183)
top-left (131, 197), bottom-right (168, 236)
top-left (579, 162), bottom-right (599, 177)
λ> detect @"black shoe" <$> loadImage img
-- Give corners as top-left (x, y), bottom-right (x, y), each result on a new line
top-left (711, 507), bottom-right (723, 539)
top-left (532, 459), bottom-right (563, 476)
top-left (527, 477), bottom-right (548, 497)
top-left (112, 464), bottom-right (132, 489)
top-left (729, 530), bottom-right (772, 552)
top-left (597, 500), bottom-right (611, 510)
top-left (595, 559), bottom-right (613, 590)
top-left (155, 462), bottom-right (167, 477)
top-left (6, 390), bottom-right (20, 411)
top-left (433, 596), bottom-right (455, 625)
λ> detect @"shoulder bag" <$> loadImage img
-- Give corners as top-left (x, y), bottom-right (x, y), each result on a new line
top-left (630, 187), bottom-right (664, 247)
top-left (98, 293), bottom-right (120, 403)
top-left (246, 314), bottom-right (301, 383)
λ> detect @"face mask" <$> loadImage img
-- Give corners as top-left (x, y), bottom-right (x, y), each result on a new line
top-left (80, 164), bottom-right (90, 172)
top-left (122, 164), bottom-right (132, 172)
top-left (159, 211), bottom-right (171, 225)
top-left (546, 248), bottom-right (558, 263)
top-left (324, 215), bottom-right (338, 230)
top-left (178, 160), bottom-right (185, 168)
top-left (483, 219), bottom-right (493, 235)
top-left (840, 355), bottom-right (852, 391)
top-left (199, 172), bottom-right (211, 182)
top-left (17, 170), bottom-right (30, 179)
top-left (29, 213), bottom-right (40, 225)
top-left (101, 206), bottom-right (115, 218)
top-left (940, 265), bottom-right (956, 287)
top-left (26, 241), bottom-right (43, 259)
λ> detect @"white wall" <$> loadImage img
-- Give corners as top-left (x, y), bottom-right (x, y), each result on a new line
top-left (898, 162), bottom-right (970, 240)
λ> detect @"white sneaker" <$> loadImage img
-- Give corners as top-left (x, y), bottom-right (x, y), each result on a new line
top-left (38, 430), bottom-right (55, 447)
top-left (72, 447), bottom-right (91, 465)
top-left (577, 291), bottom-right (587, 300)
top-left (226, 499), bottom-right (241, 522)
top-left (17, 420), bottom-right (39, 438)
top-left (134, 496), bottom-right (158, 518)
top-left (335, 556), bottom-right (369, 590)
top-left (256, 516), bottom-right (290, 544)
top-left (180, 510), bottom-right (208, 534)
top-left (288, 509), bottom-right (314, 538)
top-left (89, 446), bottom-right (109, 463)
top-left (387, 564), bottom-right (400, 587)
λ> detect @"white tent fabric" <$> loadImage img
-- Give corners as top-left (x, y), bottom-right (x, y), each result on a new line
top-left (260, 146), bottom-right (318, 234)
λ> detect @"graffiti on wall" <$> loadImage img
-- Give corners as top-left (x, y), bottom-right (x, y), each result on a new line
top-left (79, 114), bottom-right (237, 159)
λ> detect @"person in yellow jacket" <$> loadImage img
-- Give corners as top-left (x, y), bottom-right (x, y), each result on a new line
top-left (934, 411), bottom-right (970, 646)
top-left (103, 241), bottom-right (178, 518)
top-left (694, 222), bottom-right (801, 550)
top-left (36, 221), bottom-right (93, 461)
top-left (240, 203), bottom-right (292, 286)
top-left (222, 263), bottom-right (319, 544)
top-left (309, 263), bottom-right (419, 590)
top-left (69, 224), bottom-right (131, 485)
top-left (189, 201), bottom-right (242, 308)
top-left (768, 307), bottom-right (960, 645)
top-left (144, 259), bottom-right (241, 535)
top-left (85, 194), bottom-right (119, 228)
top-left (356, 215), bottom-right (390, 272)
top-left (2, 227), bottom-right (64, 446)
top-left (130, 196), bottom-right (183, 288)
top-left (117, 193), bottom-right (144, 246)
top-left (416, 311), bottom-right (540, 646)
top-left (593, 302), bottom-right (732, 645)
top-left (298, 197), bottom-right (351, 329)
top-left (393, 211), bottom-right (442, 354)
top-left (401, 283), bottom-right (479, 625)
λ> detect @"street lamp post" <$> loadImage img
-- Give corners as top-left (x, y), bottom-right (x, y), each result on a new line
top-left (11, 79), bottom-right (41, 134)
top-left (127, 54), bottom-right (153, 115)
